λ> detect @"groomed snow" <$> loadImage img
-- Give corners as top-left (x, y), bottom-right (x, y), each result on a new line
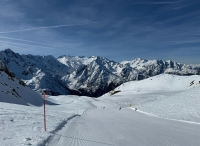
top-left (109, 74), bottom-right (200, 93)
top-left (0, 95), bottom-right (95, 146)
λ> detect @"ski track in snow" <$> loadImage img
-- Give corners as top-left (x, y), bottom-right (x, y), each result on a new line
top-left (37, 114), bottom-right (81, 146)
top-left (45, 101), bottom-right (115, 146)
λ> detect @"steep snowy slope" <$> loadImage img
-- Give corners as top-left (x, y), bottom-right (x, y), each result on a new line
top-left (0, 60), bottom-right (46, 106)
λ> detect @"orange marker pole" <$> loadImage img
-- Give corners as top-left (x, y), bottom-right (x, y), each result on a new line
top-left (44, 91), bottom-right (46, 131)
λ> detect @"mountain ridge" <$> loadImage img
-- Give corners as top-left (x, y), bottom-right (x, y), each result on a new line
top-left (0, 48), bottom-right (200, 97)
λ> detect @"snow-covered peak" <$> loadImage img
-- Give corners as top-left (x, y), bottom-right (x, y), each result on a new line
top-left (58, 55), bottom-right (95, 66)
top-left (57, 55), bottom-right (118, 73)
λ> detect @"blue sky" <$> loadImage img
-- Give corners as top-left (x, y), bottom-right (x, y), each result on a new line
top-left (0, 0), bottom-right (200, 64)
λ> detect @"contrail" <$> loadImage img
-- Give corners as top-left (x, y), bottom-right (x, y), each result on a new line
top-left (0, 42), bottom-right (23, 49)
top-left (0, 21), bottom-right (98, 34)
top-left (0, 19), bottom-right (135, 34)
top-left (0, 36), bottom-right (52, 45)
top-left (0, 36), bottom-right (90, 52)
top-left (0, 40), bottom-right (55, 50)
top-left (0, 36), bottom-right (73, 48)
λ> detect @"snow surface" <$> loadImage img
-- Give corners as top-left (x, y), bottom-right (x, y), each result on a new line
top-left (1, 95), bottom-right (200, 146)
top-left (0, 95), bottom-right (95, 146)
top-left (102, 74), bottom-right (200, 123)
top-left (1, 74), bottom-right (200, 145)
top-left (108, 74), bottom-right (200, 92)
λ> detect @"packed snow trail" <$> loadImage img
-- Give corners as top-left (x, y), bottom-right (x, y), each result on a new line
top-left (46, 100), bottom-right (200, 146)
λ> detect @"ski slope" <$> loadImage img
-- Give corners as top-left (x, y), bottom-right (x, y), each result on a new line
top-left (104, 74), bottom-right (200, 95)
top-left (1, 74), bottom-right (200, 145)
top-left (45, 99), bottom-right (200, 146)
top-left (102, 74), bottom-right (200, 123)
top-left (0, 95), bottom-right (95, 146)
top-left (1, 94), bottom-right (200, 146)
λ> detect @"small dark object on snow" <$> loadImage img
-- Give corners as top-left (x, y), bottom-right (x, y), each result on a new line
top-left (103, 106), bottom-right (105, 109)
top-left (135, 108), bottom-right (137, 111)
top-left (119, 107), bottom-right (121, 110)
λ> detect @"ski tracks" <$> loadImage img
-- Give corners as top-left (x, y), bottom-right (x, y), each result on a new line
top-left (39, 100), bottom-right (114, 146)
top-left (42, 106), bottom-right (113, 146)
top-left (37, 114), bottom-right (81, 146)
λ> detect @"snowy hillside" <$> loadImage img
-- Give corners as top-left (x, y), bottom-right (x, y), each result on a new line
top-left (0, 60), bottom-right (45, 106)
top-left (108, 74), bottom-right (200, 93)
top-left (102, 74), bottom-right (200, 123)
top-left (1, 49), bottom-right (200, 97)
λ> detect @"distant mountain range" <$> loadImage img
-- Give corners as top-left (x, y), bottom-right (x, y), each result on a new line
top-left (0, 49), bottom-right (200, 97)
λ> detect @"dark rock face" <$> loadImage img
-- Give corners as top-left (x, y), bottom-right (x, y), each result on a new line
top-left (0, 49), bottom-right (200, 97)
top-left (0, 60), bottom-right (24, 98)
top-left (0, 60), bottom-right (15, 77)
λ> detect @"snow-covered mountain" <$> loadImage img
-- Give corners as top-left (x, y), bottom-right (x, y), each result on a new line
top-left (0, 49), bottom-right (200, 97)
top-left (120, 58), bottom-right (200, 80)
top-left (0, 60), bottom-right (46, 106)
top-left (59, 55), bottom-right (125, 97)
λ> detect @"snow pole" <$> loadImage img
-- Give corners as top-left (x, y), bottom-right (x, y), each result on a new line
top-left (43, 91), bottom-right (46, 131)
